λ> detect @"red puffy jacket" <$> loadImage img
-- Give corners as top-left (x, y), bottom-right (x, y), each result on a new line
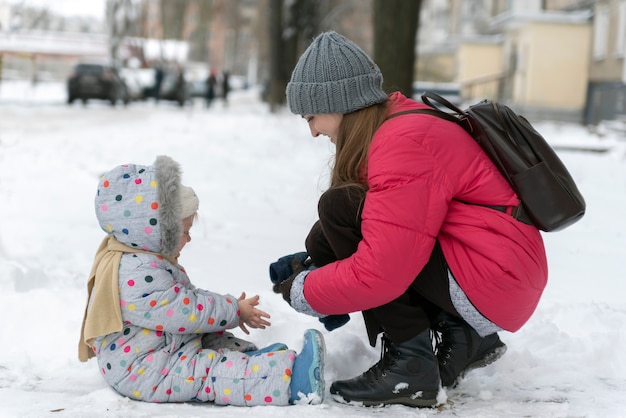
top-left (304, 92), bottom-right (548, 332)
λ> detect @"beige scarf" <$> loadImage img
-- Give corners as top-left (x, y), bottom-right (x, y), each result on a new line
top-left (78, 235), bottom-right (176, 362)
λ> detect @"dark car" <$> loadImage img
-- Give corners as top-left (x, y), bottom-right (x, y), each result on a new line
top-left (67, 63), bottom-right (129, 106)
top-left (143, 70), bottom-right (191, 107)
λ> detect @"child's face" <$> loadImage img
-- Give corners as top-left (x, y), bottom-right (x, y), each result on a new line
top-left (175, 215), bottom-right (195, 258)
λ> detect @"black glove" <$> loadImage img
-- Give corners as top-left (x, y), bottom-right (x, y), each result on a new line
top-left (319, 314), bottom-right (351, 331)
top-left (272, 256), bottom-right (308, 304)
top-left (270, 252), bottom-right (350, 330)
top-left (269, 251), bottom-right (310, 285)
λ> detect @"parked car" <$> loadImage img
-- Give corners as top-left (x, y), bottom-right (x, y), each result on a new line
top-left (67, 62), bottom-right (129, 106)
top-left (142, 70), bottom-right (191, 106)
top-left (119, 67), bottom-right (146, 102)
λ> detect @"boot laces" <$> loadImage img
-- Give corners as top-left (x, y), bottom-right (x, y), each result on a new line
top-left (363, 335), bottom-right (399, 382)
top-left (433, 316), bottom-right (477, 366)
top-left (432, 321), bottom-right (454, 366)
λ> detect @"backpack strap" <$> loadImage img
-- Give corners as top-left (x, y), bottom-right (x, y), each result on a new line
top-left (465, 202), bottom-right (525, 220)
top-left (384, 91), bottom-right (466, 124)
top-left (385, 97), bottom-right (524, 222)
top-left (421, 91), bottom-right (465, 114)
top-left (385, 107), bottom-right (459, 124)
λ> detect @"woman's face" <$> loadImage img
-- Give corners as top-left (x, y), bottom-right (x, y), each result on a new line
top-left (303, 113), bottom-right (343, 144)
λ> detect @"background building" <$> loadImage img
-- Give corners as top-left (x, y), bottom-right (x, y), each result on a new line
top-left (1, 0), bottom-right (623, 125)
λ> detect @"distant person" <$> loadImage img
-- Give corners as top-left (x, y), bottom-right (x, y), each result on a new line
top-left (271, 31), bottom-right (548, 408)
top-left (221, 70), bottom-right (230, 106)
top-left (153, 63), bottom-right (164, 102)
top-left (78, 155), bottom-right (325, 406)
top-left (205, 69), bottom-right (217, 108)
top-left (174, 65), bottom-right (187, 106)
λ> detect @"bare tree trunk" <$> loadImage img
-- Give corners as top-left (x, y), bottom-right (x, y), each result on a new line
top-left (189, 0), bottom-right (212, 63)
top-left (268, 0), bottom-right (285, 112)
top-left (106, 0), bottom-right (122, 62)
top-left (106, 0), bottom-right (140, 64)
top-left (267, 0), bottom-right (329, 112)
top-left (160, 0), bottom-right (188, 40)
top-left (373, 0), bottom-right (421, 98)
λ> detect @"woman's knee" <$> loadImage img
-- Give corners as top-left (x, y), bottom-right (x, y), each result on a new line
top-left (318, 184), bottom-right (367, 224)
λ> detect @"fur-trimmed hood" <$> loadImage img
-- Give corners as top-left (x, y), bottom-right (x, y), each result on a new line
top-left (94, 155), bottom-right (183, 257)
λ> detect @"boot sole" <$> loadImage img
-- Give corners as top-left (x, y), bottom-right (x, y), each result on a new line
top-left (331, 392), bottom-right (439, 408)
top-left (448, 342), bottom-right (507, 388)
top-left (308, 329), bottom-right (326, 405)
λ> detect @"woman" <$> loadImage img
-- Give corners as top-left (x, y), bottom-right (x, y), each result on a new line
top-left (272, 31), bottom-right (548, 408)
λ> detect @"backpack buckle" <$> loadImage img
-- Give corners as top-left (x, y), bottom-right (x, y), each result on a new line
top-left (510, 205), bottom-right (522, 219)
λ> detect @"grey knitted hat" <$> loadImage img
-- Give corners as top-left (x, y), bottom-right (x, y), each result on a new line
top-left (286, 31), bottom-right (388, 115)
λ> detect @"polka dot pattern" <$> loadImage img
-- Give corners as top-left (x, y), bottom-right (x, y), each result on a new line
top-left (93, 250), bottom-right (294, 405)
top-left (95, 322), bottom-right (296, 406)
top-left (91, 159), bottom-right (296, 406)
top-left (95, 163), bottom-right (162, 254)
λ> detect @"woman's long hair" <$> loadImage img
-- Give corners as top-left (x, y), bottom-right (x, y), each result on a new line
top-left (331, 101), bottom-right (389, 188)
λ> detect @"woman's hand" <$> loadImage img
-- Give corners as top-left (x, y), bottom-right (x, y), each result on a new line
top-left (237, 292), bottom-right (271, 334)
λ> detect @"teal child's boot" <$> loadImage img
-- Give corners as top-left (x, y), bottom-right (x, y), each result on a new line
top-left (245, 343), bottom-right (289, 356)
top-left (289, 329), bottom-right (325, 405)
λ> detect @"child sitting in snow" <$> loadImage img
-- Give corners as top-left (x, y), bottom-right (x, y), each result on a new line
top-left (78, 155), bottom-right (325, 406)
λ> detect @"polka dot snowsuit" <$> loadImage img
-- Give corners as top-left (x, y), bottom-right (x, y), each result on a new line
top-left (91, 159), bottom-right (296, 405)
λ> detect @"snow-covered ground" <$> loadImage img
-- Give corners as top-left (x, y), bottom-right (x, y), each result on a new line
top-left (1, 81), bottom-right (625, 418)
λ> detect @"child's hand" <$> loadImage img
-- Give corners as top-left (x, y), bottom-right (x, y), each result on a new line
top-left (237, 292), bottom-right (271, 335)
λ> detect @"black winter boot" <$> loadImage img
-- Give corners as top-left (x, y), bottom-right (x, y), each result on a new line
top-left (329, 330), bottom-right (441, 407)
top-left (432, 311), bottom-right (507, 388)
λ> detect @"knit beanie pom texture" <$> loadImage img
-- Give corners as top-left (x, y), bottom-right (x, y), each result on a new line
top-left (180, 185), bottom-right (199, 219)
top-left (286, 31), bottom-right (387, 115)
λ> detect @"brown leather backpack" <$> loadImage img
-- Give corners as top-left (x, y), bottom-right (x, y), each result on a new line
top-left (387, 92), bottom-right (586, 232)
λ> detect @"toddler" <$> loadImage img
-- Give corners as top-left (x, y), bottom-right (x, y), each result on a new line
top-left (78, 155), bottom-right (325, 406)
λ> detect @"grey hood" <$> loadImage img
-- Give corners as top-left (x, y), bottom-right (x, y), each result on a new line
top-left (94, 155), bottom-right (183, 256)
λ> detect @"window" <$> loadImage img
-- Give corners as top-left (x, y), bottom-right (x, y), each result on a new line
top-left (616, 1), bottom-right (626, 57)
top-left (593, 5), bottom-right (609, 60)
